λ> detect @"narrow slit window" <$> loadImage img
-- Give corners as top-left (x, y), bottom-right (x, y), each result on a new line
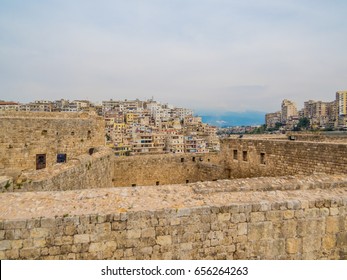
top-left (243, 151), bottom-right (248, 161)
top-left (260, 153), bottom-right (266, 165)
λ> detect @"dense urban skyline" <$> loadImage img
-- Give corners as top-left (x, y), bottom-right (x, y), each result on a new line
top-left (1, 0), bottom-right (346, 112)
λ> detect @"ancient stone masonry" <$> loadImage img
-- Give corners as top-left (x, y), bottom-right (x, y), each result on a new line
top-left (112, 153), bottom-right (228, 187)
top-left (0, 112), bottom-right (347, 259)
top-left (221, 138), bottom-right (347, 178)
top-left (0, 174), bottom-right (346, 260)
top-left (0, 147), bottom-right (113, 192)
top-left (0, 111), bottom-right (104, 174)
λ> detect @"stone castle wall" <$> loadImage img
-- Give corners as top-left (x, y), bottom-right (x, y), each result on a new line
top-left (112, 153), bottom-right (228, 187)
top-left (287, 132), bottom-right (347, 143)
top-left (222, 139), bottom-right (347, 178)
top-left (0, 147), bottom-right (113, 192)
top-left (1, 137), bottom-right (346, 192)
top-left (112, 137), bottom-right (347, 187)
top-left (0, 111), bottom-right (105, 173)
top-left (0, 174), bottom-right (346, 260)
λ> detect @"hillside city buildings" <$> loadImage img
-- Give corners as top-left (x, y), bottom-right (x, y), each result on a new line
top-left (265, 90), bottom-right (347, 130)
top-left (0, 98), bottom-right (220, 156)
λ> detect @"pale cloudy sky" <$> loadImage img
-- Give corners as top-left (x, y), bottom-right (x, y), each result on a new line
top-left (0, 0), bottom-right (346, 112)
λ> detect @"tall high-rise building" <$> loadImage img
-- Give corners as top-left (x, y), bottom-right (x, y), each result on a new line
top-left (281, 99), bottom-right (298, 124)
top-left (336, 91), bottom-right (347, 128)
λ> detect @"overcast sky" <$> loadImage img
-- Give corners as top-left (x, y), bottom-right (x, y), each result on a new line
top-left (0, 0), bottom-right (346, 112)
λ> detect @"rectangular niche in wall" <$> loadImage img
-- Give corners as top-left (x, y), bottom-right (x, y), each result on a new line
top-left (57, 154), bottom-right (67, 163)
top-left (233, 150), bottom-right (238, 160)
top-left (36, 154), bottom-right (46, 170)
top-left (242, 151), bottom-right (248, 161)
top-left (260, 152), bottom-right (266, 165)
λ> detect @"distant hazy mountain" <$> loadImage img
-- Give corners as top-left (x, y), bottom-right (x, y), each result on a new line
top-left (200, 111), bottom-right (266, 127)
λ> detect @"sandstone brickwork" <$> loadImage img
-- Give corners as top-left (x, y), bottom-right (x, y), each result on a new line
top-left (222, 138), bottom-right (347, 178)
top-left (0, 147), bottom-right (113, 192)
top-left (0, 111), bottom-right (104, 173)
top-left (112, 153), bottom-right (228, 187)
top-left (0, 174), bottom-right (346, 260)
top-left (0, 112), bottom-right (346, 260)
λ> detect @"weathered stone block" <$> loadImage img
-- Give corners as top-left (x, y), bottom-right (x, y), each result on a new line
top-left (248, 222), bottom-right (273, 241)
top-left (141, 228), bottom-right (155, 238)
top-left (0, 240), bottom-right (11, 250)
top-left (30, 228), bottom-right (51, 238)
top-left (4, 220), bottom-right (27, 230)
top-left (156, 235), bottom-right (172, 246)
top-left (64, 225), bottom-right (76, 236)
top-left (250, 212), bottom-right (265, 222)
top-left (40, 218), bottom-right (56, 228)
top-left (19, 248), bottom-right (41, 259)
top-left (303, 236), bottom-right (321, 253)
top-left (326, 216), bottom-right (340, 234)
top-left (32, 238), bottom-right (46, 248)
top-left (127, 229), bottom-right (141, 239)
top-left (218, 213), bottom-right (231, 222)
top-left (330, 208), bottom-right (339, 216)
top-left (283, 210), bottom-right (295, 220)
top-left (237, 223), bottom-right (248, 236)
top-left (281, 220), bottom-right (297, 238)
top-left (322, 235), bottom-right (336, 250)
top-left (286, 238), bottom-right (300, 254)
top-left (74, 234), bottom-right (90, 244)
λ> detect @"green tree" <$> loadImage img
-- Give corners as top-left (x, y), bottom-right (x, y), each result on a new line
top-left (297, 117), bottom-right (310, 130)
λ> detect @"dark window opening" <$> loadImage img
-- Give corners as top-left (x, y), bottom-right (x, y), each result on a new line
top-left (181, 158), bottom-right (184, 162)
top-left (233, 150), bottom-right (238, 160)
top-left (89, 148), bottom-right (95, 155)
top-left (186, 180), bottom-right (189, 183)
top-left (207, 158), bottom-right (210, 162)
top-left (36, 154), bottom-right (46, 170)
top-left (212, 179), bottom-right (217, 181)
top-left (243, 151), bottom-right (248, 161)
top-left (87, 130), bottom-right (91, 139)
top-left (57, 154), bottom-right (67, 163)
top-left (156, 181), bottom-right (160, 185)
top-left (192, 157), bottom-right (195, 162)
top-left (131, 184), bottom-right (136, 187)
top-left (71, 131), bottom-right (75, 136)
top-left (260, 153), bottom-right (266, 165)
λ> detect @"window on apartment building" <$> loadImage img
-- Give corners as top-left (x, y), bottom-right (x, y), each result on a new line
top-left (36, 154), bottom-right (46, 170)
top-left (208, 158), bottom-right (210, 162)
top-left (89, 148), bottom-right (95, 155)
top-left (192, 157), bottom-right (195, 162)
top-left (233, 150), bottom-right (238, 160)
top-left (243, 151), bottom-right (248, 161)
top-left (260, 153), bottom-right (266, 165)
top-left (181, 158), bottom-right (184, 162)
top-left (186, 180), bottom-right (189, 184)
top-left (156, 181), bottom-right (160, 186)
top-left (131, 184), bottom-right (136, 187)
top-left (57, 154), bottom-right (67, 163)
